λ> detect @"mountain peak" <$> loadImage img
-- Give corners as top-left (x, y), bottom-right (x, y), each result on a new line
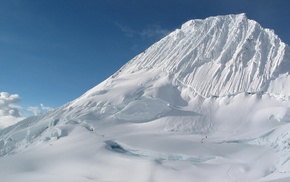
top-left (119, 13), bottom-right (290, 98)
top-left (181, 13), bottom-right (247, 30)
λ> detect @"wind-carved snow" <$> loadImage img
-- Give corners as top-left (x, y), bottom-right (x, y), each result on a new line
top-left (115, 97), bottom-right (171, 122)
top-left (1, 14), bottom-right (290, 182)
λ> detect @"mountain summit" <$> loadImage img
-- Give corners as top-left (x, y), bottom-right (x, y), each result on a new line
top-left (1, 14), bottom-right (290, 182)
top-left (119, 13), bottom-right (290, 97)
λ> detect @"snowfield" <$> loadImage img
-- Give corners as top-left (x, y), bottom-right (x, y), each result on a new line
top-left (1, 14), bottom-right (290, 181)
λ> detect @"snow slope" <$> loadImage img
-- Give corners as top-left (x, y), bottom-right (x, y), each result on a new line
top-left (1, 13), bottom-right (290, 182)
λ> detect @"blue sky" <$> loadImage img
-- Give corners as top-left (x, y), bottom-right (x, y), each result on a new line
top-left (1, 0), bottom-right (290, 116)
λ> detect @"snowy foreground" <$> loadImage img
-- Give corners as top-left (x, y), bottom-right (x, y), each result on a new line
top-left (1, 14), bottom-right (290, 182)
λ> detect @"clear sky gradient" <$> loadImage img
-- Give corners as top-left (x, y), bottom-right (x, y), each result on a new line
top-left (1, 0), bottom-right (290, 116)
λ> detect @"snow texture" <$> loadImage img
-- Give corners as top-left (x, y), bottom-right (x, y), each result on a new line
top-left (1, 13), bottom-right (290, 182)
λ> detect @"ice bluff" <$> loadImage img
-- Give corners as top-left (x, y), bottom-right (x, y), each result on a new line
top-left (121, 13), bottom-right (290, 98)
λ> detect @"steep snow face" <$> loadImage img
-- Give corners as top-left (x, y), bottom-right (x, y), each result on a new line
top-left (120, 13), bottom-right (290, 97)
top-left (1, 14), bottom-right (290, 182)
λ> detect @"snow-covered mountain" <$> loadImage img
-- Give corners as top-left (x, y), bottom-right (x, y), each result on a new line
top-left (1, 13), bottom-right (290, 182)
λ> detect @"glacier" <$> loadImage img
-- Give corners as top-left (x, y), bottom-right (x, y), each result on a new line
top-left (1, 13), bottom-right (290, 182)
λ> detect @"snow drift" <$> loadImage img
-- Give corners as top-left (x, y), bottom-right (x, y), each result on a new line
top-left (1, 14), bottom-right (290, 182)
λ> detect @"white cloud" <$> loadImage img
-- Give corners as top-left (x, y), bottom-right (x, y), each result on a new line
top-left (0, 92), bottom-right (21, 117)
top-left (0, 92), bottom-right (24, 129)
top-left (27, 103), bottom-right (54, 116)
top-left (0, 91), bottom-right (55, 129)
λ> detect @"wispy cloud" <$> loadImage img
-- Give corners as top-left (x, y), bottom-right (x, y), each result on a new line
top-left (116, 23), bottom-right (136, 37)
top-left (116, 23), bottom-right (170, 39)
top-left (140, 24), bottom-right (171, 38)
